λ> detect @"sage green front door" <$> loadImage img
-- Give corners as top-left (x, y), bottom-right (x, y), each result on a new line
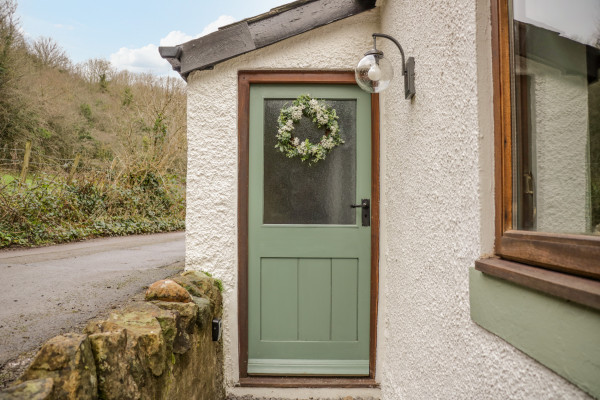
top-left (248, 84), bottom-right (372, 376)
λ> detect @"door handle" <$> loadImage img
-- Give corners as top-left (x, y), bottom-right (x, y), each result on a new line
top-left (350, 199), bottom-right (370, 227)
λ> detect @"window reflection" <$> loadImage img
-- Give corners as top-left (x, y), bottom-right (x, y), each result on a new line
top-left (512, 0), bottom-right (600, 234)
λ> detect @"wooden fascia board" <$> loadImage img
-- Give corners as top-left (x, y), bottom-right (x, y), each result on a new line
top-left (159, 0), bottom-right (376, 79)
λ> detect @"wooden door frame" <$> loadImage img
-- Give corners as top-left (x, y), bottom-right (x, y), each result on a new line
top-left (237, 70), bottom-right (380, 387)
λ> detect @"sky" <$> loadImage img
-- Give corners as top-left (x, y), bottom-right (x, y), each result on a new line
top-left (16, 0), bottom-right (285, 77)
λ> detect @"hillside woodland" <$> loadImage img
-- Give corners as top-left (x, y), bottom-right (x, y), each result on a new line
top-left (0, 0), bottom-right (187, 247)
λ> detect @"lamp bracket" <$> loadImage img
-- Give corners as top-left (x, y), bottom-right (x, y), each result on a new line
top-left (372, 33), bottom-right (415, 99)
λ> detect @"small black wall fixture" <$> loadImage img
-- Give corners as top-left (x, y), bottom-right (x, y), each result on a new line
top-left (355, 33), bottom-right (416, 99)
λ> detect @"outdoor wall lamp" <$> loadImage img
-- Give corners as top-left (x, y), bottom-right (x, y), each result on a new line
top-left (355, 33), bottom-right (415, 99)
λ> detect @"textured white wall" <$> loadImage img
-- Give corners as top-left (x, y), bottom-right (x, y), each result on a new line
top-left (185, 10), bottom-right (380, 388)
top-left (185, 0), bottom-right (590, 397)
top-left (376, 0), bottom-right (589, 398)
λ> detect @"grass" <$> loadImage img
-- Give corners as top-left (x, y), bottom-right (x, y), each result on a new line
top-left (1, 174), bottom-right (37, 187)
top-left (1, 174), bottom-right (13, 185)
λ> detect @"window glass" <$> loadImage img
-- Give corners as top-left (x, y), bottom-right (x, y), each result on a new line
top-left (511, 0), bottom-right (600, 234)
top-left (263, 99), bottom-right (357, 225)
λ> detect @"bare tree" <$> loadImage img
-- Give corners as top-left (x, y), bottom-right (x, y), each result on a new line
top-left (30, 36), bottom-right (71, 70)
top-left (75, 57), bottom-right (115, 85)
top-left (0, 0), bottom-right (24, 86)
top-left (113, 73), bottom-right (187, 178)
top-left (0, 0), bottom-right (36, 147)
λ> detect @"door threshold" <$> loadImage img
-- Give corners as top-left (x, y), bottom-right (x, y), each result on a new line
top-left (238, 376), bottom-right (378, 388)
top-left (229, 385), bottom-right (381, 400)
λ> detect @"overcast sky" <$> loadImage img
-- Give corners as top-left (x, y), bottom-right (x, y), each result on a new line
top-left (16, 0), bottom-right (284, 77)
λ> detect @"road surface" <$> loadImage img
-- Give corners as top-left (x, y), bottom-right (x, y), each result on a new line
top-left (0, 232), bottom-right (185, 369)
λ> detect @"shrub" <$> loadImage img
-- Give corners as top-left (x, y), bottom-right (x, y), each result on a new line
top-left (0, 170), bottom-right (185, 248)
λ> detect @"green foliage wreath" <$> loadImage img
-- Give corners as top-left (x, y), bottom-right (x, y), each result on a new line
top-left (275, 94), bottom-right (343, 164)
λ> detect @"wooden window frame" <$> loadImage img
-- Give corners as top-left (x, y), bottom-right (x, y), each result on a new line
top-left (477, 0), bottom-right (600, 310)
top-left (237, 70), bottom-right (380, 387)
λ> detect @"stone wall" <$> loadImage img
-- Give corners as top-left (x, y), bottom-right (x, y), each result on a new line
top-left (0, 271), bottom-right (224, 400)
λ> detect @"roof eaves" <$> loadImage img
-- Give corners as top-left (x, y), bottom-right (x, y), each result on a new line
top-left (218, 0), bottom-right (317, 29)
top-left (159, 0), bottom-right (376, 80)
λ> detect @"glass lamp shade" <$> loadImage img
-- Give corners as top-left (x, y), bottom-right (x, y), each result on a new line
top-left (355, 54), bottom-right (394, 93)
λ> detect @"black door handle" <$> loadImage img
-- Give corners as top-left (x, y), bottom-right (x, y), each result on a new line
top-left (350, 200), bottom-right (369, 209)
top-left (350, 199), bottom-right (370, 226)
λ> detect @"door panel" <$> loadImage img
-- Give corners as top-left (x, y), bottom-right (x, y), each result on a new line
top-left (248, 84), bottom-right (371, 376)
top-left (298, 258), bottom-right (332, 341)
top-left (331, 258), bottom-right (359, 341)
top-left (260, 258), bottom-right (298, 341)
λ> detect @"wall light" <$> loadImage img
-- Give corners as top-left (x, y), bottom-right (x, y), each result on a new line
top-left (355, 33), bottom-right (415, 99)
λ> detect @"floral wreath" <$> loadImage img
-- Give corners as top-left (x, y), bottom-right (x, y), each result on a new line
top-left (275, 94), bottom-right (343, 164)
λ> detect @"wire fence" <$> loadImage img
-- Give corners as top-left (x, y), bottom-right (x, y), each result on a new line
top-left (0, 142), bottom-right (186, 199)
top-left (0, 142), bottom-right (119, 190)
top-left (0, 142), bottom-right (186, 248)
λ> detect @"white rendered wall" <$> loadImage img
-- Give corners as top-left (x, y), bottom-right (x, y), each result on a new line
top-left (376, 0), bottom-right (589, 399)
top-left (185, 10), bottom-right (380, 389)
top-left (185, 0), bottom-right (590, 397)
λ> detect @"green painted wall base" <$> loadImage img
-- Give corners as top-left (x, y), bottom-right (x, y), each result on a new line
top-left (469, 267), bottom-right (600, 398)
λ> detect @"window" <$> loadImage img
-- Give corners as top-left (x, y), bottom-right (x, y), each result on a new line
top-left (478, 0), bottom-right (600, 309)
top-left (472, 3), bottom-right (600, 395)
top-left (512, 7), bottom-right (600, 236)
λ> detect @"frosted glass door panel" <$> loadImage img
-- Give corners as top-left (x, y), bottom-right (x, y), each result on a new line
top-left (263, 99), bottom-right (357, 225)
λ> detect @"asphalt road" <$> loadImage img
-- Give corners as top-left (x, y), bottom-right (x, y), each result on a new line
top-left (0, 231), bottom-right (185, 367)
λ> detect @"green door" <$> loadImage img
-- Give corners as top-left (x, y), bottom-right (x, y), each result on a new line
top-left (248, 84), bottom-right (372, 376)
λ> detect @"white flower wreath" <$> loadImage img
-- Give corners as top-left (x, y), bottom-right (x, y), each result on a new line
top-left (275, 94), bottom-right (343, 164)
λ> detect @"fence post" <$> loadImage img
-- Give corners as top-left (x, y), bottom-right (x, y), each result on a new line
top-left (19, 141), bottom-right (32, 185)
top-left (67, 154), bottom-right (81, 184)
